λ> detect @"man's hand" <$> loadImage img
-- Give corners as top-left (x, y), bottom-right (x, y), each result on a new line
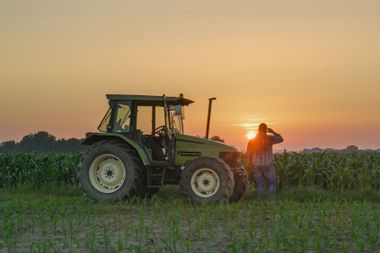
top-left (268, 128), bottom-right (284, 143)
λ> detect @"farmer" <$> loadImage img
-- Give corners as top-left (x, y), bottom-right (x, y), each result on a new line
top-left (246, 123), bottom-right (283, 200)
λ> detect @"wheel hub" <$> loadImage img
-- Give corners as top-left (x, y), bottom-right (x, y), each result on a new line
top-left (106, 169), bottom-right (114, 178)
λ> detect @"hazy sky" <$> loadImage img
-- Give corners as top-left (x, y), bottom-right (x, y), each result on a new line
top-left (1, 0), bottom-right (379, 150)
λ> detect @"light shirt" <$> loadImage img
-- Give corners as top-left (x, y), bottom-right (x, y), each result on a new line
top-left (247, 132), bottom-right (283, 166)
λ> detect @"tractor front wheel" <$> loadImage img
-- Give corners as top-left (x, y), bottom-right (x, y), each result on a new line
top-left (180, 157), bottom-right (234, 204)
top-left (229, 167), bottom-right (249, 202)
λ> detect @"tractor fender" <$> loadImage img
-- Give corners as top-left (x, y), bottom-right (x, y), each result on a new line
top-left (82, 133), bottom-right (151, 166)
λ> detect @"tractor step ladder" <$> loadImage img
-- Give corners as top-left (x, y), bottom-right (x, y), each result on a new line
top-left (147, 166), bottom-right (166, 189)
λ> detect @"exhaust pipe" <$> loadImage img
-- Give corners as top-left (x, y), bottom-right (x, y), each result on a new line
top-left (205, 97), bottom-right (216, 139)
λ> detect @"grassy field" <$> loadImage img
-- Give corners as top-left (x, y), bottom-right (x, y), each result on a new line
top-left (1, 185), bottom-right (380, 253)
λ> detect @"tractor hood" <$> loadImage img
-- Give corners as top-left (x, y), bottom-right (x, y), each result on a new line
top-left (174, 133), bottom-right (242, 167)
top-left (176, 134), bottom-right (240, 152)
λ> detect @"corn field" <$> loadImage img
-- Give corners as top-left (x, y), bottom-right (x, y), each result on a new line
top-left (1, 152), bottom-right (380, 190)
top-left (274, 151), bottom-right (380, 190)
top-left (0, 153), bottom-right (80, 188)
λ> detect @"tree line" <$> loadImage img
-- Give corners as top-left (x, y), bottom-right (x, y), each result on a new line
top-left (0, 131), bottom-right (85, 153)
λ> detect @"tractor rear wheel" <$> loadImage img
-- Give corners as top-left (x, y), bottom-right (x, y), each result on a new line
top-left (229, 167), bottom-right (249, 202)
top-left (77, 140), bottom-right (144, 201)
top-left (180, 157), bottom-right (234, 204)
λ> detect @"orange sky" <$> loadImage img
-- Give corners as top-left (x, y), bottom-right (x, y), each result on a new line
top-left (1, 1), bottom-right (380, 150)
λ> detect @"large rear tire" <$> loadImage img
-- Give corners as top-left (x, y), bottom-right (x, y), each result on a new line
top-left (77, 140), bottom-right (144, 201)
top-left (180, 157), bottom-right (234, 204)
top-left (229, 167), bottom-right (249, 202)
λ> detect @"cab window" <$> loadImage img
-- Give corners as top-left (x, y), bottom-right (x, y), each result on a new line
top-left (98, 108), bottom-right (111, 132)
top-left (113, 103), bottom-right (131, 132)
top-left (136, 106), bottom-right (153, 134)
top-left (155, 106), bottom-right (165, 133)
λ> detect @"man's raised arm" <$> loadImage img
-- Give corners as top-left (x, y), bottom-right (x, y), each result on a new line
top-left (267, 128), bottom-right (283, 144)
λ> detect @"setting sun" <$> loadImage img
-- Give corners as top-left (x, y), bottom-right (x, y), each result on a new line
top-left (246, 131), bottom-right (257, 140)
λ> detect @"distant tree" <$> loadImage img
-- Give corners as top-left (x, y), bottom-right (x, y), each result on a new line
top-left (0, 131), bottom-right (86, 153)
top-left (56, 138), bottom-right (84, 152)
top-left (210, 136), bottom-right (225, 143)
top-left (0, 140), bottom-right (17, 152)
top-left (303, 147), bottom-right (322, 154)
top-left (18, 131), bottom-right (57, 152)
top-left (346, 145), bottom-right (359, 152)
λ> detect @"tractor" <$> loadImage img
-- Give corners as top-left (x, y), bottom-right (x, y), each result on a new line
top-left (77, 94), bottom-right (248, 203)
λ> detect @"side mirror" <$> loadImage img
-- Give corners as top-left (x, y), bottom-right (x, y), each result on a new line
top-left (174, 105), bottom-right (185, 119)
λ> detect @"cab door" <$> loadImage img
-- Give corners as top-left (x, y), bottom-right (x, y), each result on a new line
top-left (135, 104), bottom-right (169, 161)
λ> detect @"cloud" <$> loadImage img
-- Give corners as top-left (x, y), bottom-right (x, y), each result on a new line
top-left (232, 120), bottom-right (277, 130)
top-left (316, 63), bottom-right (327, 68)
top-left (240, 123), bottom-right (260, 129)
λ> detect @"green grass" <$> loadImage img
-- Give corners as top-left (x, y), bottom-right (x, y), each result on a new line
top-left (1, 185), bottom-right (380, 253)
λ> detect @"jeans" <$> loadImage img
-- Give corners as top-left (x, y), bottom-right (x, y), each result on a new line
top-left (253, 165), bottom-right (276, 200)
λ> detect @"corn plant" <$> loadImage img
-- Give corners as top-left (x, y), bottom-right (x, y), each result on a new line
top-left (0, 152), bottom-right (80, 188)
top-left (244, 151), bottom-right (380, 191)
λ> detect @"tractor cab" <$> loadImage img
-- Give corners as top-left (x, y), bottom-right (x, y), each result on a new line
top-left (97, 94), bottom-right (192, 163)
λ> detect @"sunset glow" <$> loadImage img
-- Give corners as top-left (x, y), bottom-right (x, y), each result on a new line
top-left (0, 1), bottom-right (380, 150)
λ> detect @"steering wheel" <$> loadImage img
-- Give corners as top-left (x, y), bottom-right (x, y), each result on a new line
top-left (154, 125), bottom-right (166, 135)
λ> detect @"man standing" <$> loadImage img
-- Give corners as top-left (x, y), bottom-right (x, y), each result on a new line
top-left (246, 123), bottom-right (283, 200)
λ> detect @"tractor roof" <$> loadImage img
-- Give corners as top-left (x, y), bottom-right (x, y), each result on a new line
top-left (106, 94), bottom-right (194, 106)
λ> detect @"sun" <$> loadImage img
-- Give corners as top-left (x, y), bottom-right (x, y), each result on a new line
top-left (246, 131), bottom-right (256, 140)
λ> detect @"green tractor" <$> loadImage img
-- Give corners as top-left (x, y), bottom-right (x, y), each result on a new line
top-left (77, 94), bottom-right (248, 203)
